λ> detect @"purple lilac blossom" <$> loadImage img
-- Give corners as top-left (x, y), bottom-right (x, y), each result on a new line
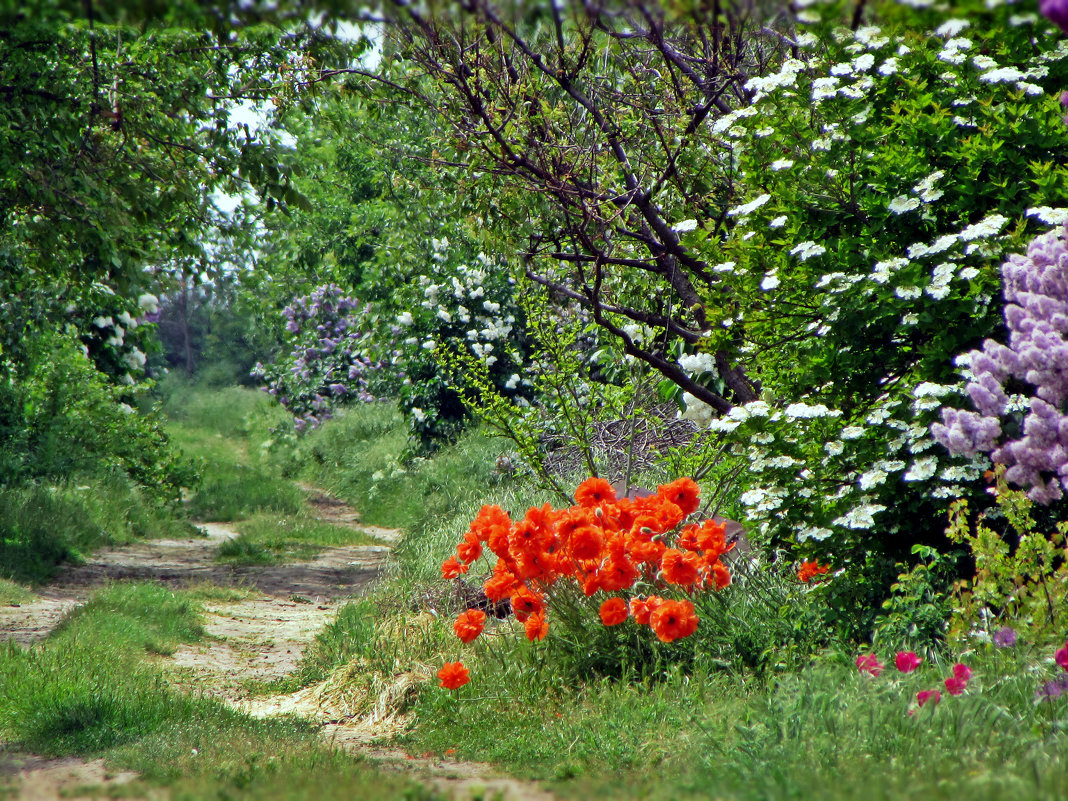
top-left (249, 283), bottom-right (381, 431)
top-left (1035, 674), bottom-right (1068, 700)
top-left (933, 224), bottom-right (1068, 503)
top-left (992, 626), bottom-right (1018, 647)
top-left (1041, 0), bottom-right (1068, 35)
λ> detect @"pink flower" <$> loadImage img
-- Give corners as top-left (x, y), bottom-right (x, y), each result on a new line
top-left (1055, 640), bottom-right (1068, 672)
top-left (895, 651), bottom-right (922, 673)
top-left (856, 653), bottom-right (884, 677)
top-left (944, 662), bottom-right (972, 695)
top-left (1041, 0), bottom-right (1068, 35)
top-left (917, 689), bottom-right (941, 707)
top-left (945, 677), bottom-right (967, 696)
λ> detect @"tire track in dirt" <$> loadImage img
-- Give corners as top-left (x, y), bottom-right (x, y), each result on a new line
top-left (1, 487), bottom-right (556, 801)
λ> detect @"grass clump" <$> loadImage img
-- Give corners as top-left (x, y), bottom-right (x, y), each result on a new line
top-left (288, 403), bottom-right (512, 534)
top-left (0, 475), bottom-right (195, 584)
top-left (0, 579), bottom-right (34, 606)
top-left (217, 513), bottom-right (382, 566)
top-left (159, 378), bottom-right (305, 522)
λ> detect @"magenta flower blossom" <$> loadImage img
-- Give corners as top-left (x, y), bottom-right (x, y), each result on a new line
top-left (895, 652), bottom-right (923, 673)
top-left (944, 663), bottom-right (972, 696)
top-left (856, 653), bottom-right (884, 677)
top-left (917, 689), bottom-right (941, 707)
top-left (1042, 0), bottom-right (1068, 34)
top-left (1055, 640), bottom-right (1068, 671)
top-left (1036, 675), bottom-right (1068, 700)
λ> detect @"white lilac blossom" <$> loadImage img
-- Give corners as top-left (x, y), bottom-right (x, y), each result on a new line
top-left (728, 193), bottom-right (771, 216)
top-left (790, 241), bottom-right (827, 261)
top-left (137, 294), bottom-right (159, 314)
top-left (933, 224), bottom-right (1068, 503)
top-left (674, 219), bottom-right (698, 233)
top-left (889, 195), bottom-right (920, 214)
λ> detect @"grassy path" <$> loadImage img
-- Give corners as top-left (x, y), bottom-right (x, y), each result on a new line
top-left (0, 407), bottom-right (556, 800)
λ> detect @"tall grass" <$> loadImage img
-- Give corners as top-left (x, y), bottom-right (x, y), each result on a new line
top-left (0, 474), bottom-right (195, 584)
top-left (158, 376), bottom-right (304, 521)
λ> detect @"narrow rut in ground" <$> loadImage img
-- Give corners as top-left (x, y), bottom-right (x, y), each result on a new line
top-left (0, 488), bottom-right (555, 801)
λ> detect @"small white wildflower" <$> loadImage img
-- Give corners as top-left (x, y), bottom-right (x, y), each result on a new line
top-left (137, 294), bottom-right (159, 314)
top-left (769, 215), bottom-right (787, 229)
top-left (1026, 206), bottom-right (1068, 225)
top-left (841, 426), bottom-right (865, 440)
top-left (936, 19), bottom-right (970, 37)
top-left (761, 272), bottom-right (781, 291)
top-left (770, 159), bottom-right (795, 171)
top-left (713, 261), bottom-right (736, 273)
top-left (981, 67), bottom-right (1026, 83)
top-left (825, 440), bottom-right (845, 456)
top-left (853, 53), bottom-right (875, 72)
top-left (674, 219), bottom-right (698, 233)
top-left (878, 58), bottom-right (899, 76)
top-left (959, 214), bottom-right (1008, 241)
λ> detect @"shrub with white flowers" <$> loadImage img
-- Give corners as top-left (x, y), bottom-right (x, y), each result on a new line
top-left (380, 236), bottom-right (534, 448)
top-left (678, 0), bottom-right (1068, 570)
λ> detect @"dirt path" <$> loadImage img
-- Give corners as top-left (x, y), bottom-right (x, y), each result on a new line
top-left (0, 488), bottom-right (555, 801)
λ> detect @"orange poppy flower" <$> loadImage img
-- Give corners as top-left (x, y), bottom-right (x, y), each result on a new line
top-left (470, 505), bottom-right (512, 548)
top-left (797, 560), bottom-right (830, 583)
top-left (524, 612), bottom-right (549, 641)
top-left (657, 477), bottom-right (700, 515)
top-left (661, 548), bottom-right (701, 587)
top-left (695, 519), bottom-right (729, 557)
top-left (456, 531), bottom-right (482, 564)
top-left (510, 587), bottom-right (546, 622)
top-left (708, 561), bottom-right (731, 590)
top-left (598, 556), bottom-right (640, 592)
top-left (630, 596), bottom-right (653, 625)
top-left (453, 609), bottom-right (486, 643)
top-left (649, 599), bottom-right (699, 643)
top-left (483, 560), bottom-right (518, 601)
top-left (599, 597), bottom-right (629, 626)
top-left (676, 524), bottom-right (702, 552)
top-left (437, 661), bottom-right (470, 690)
top-left (626, 533), bottom-right (666, 565)
top-left (569, 525), bottom-right (604, 561)
top-left (574, 477), bottom-right (617, 508)
top-left (441, 556), bottom-right (469, 579)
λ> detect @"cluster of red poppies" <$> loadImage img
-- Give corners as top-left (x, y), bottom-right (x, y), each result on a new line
top-left (441, 477), bottom-right (733, 661)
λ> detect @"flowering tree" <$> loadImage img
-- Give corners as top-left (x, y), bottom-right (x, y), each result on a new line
top-left (252, 284), bottom-right (380, 432)
top-left (933, 224), bottom-right (1068, 504)
top-left (361, 0), bottom-right (1068, 592)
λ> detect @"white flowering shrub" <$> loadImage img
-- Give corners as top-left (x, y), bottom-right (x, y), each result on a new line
top-left (679, 0), bottom-right (1068, 572)
top-left (370, 236), bottom-right (535, 449)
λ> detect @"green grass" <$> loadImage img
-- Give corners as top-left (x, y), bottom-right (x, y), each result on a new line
top-left (158, 377), bottom-right (307, 522)
top-left (217, 514), bottom-right (382, 566)
top-left (0, 578), bottom-right (34, 606)
top-left (400, 643), bottom-right (1068, 801)
top-left (0, 582), bottom-right (436, 800)
top-left (0, 475), bottom-right (196, 584)
top-left (288, 403), bottom-right (515, 535)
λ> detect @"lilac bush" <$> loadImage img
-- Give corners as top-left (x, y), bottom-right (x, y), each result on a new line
top-left (252, 284), bottom-right (380, 431)
top-left (933, 224), bottom-right (1068, 503)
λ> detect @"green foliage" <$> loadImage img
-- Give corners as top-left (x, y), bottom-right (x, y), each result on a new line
top-left (874, 544), bottom-right (960, 650)
top-left (946, 466), bottom-right (1068, 642)
top-left (0, 330), bottom-right (194, 500)
top-left (676, 2), bottom-right (1068, 613)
